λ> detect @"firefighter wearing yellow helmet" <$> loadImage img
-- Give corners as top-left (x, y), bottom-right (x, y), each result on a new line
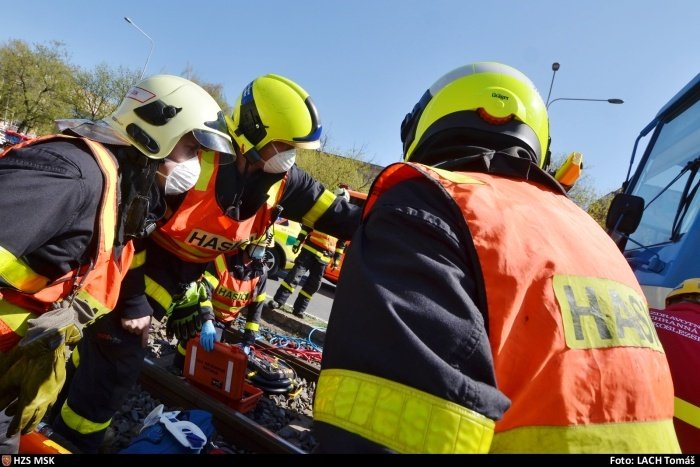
top-left (47, 73), bottom-right (360, 453)
top-left (315, 62), bottom-right (679, 453)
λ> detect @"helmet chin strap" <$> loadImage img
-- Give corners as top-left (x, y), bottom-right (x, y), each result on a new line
top-left (225, 158), bottom-right (252, 221)
top-left (116, 147), bottom-right (162, 239)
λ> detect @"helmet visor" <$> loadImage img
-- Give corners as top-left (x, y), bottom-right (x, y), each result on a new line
top-left (193, 129), bottom-right (234, 154)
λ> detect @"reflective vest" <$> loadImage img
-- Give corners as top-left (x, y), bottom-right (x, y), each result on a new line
top-left (151, 150), bottom-right (286, 263)
top-left (307, 230), bottom-right (337, 254)
top-left (0, 135), bottom-right (134, 352)
top-left (209, 255), bottom-right (260, 323)
top-left (315, 162), bottom-right (678, 453)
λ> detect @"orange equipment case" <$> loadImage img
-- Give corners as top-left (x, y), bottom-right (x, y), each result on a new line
top-left (184, 340), bottom-right (263, 413)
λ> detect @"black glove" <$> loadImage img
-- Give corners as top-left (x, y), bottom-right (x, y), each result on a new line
top-left (166, 303), bottom-right (202, 341)
top-left (242, 329), bottom-right (257, 347)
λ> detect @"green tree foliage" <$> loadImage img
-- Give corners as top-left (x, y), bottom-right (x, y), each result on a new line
top-left (70, 63), bottom-right (140, 120)
top-left (295, 148), bottom-right (381, 193)
top-left (0, 40), bottom-right (74, 134)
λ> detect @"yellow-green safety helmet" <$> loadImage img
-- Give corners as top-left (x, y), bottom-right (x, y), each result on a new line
top-left (227, 74), bottom-right (321, 161)
top-left (665, 278), bottom-right (700, 306)
top-left (106, 74), bottom-right (233, 160)
top-left (400, 62), bottom-right (549, 167)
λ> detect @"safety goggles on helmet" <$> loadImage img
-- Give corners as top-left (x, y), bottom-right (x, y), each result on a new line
top-left (400, 62), bottom-right (549, 168)
top-left (106, 74), bottom-right (234, 160)
top-left (227, 74), bottom-right (321, 164)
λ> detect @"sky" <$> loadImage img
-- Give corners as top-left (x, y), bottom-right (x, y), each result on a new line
top-left (2, 0), bottom-right (699, 194)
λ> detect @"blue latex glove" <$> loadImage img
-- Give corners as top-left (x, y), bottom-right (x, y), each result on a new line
top-left (200, 320), bottom-right (216, 352)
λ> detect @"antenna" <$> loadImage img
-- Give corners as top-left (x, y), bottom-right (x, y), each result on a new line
top-left (545, 62), bottom-right (560, 108)
top-left (124, 16), bottom-right (154, 80)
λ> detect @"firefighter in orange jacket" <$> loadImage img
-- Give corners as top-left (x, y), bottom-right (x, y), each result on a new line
top-left (314, 62), bottom-right (680, 453)
top-left (650, 278), bottom-right (700, 453)
top-left (50, 74), bottom-right (359, 452)
top-left (269, 188), bottom-right (349, 318)
top-left (0, 75), bottom-right (233, 454)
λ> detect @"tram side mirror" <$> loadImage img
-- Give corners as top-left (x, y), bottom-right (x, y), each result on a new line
top-left (606, 193), bottom-right (644, 235)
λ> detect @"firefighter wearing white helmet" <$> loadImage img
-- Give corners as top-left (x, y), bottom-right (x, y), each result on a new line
top-left (0, 74), bottom-right (232, 453)
top-left (650, 278), bottom-right (700, 452)
top-left (47, 74), bottom-right (360, 452)
top-left (315, 62), bottom-right (679, 453)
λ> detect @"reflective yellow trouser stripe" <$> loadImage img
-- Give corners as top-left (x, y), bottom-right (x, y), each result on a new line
top-left (244, 321), bottom-right (260, 331)
top-left (280, 281), bottom-right (295, 293)
top-left (302, 189), bottom-right (335, 227)
top-left (299, 289), bottom-right (313, 300)
top-left (675, 396), bottom-right (700, 429)
top-left (0, 300), bottom-right (35, 337)
top-left (60, 402), bottom-right (111, 435)
top-left (490, 419), bottom-right (680, 453)
top-left (314, 369), bottom-right (494, 453)
top-left (0, 245), bottom-right (49, 292)
top-left (254, 293), bottom-right (266, 303)
top-left (301, 244), bottom-right (331, 263)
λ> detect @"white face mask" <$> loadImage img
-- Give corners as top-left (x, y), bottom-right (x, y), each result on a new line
top-left (159, 157), bottom-right (201, 195)
top-left (262, 148), bottom-right (296, 173)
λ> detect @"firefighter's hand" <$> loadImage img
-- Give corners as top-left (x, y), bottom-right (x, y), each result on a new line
top-left (199, 320), bottom-right (216, 352)
top-left (0, 329), bottom-right (74, 436)
top-left (166, 304), bottom-right (202, 341)
top-left (331, 253), bottom-right (341, 270)
top-left (122, 316), bottom-right (152, 348)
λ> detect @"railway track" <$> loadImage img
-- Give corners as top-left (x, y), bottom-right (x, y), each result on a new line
top-left (138, 337), bottom-right (320, 454)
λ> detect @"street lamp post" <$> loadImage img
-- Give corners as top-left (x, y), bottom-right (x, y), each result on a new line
top-left (547, 97), bottom-right (624, 110)
top-left (124, 17), bottom-right (154, 80)
top-left (545, 62), bottom-right (560, 108)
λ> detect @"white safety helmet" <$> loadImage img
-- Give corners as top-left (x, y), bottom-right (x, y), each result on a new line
top-left (106, 74), bottom-right (233, 159)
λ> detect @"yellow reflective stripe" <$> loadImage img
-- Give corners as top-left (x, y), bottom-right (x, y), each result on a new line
top-left (60, 402), bottom-right (111, 434)
top-left (130, 250), bottom-right (146, 270)
top-left (302, 189), bottom-right (335, 227)
top-left (299, 289), bottom-right (313, 300)
top-left (315, 369), bottom-right (494, 453)
top-left (0, 300), bottom-right (35, 337)
top-left (0, 246), bottom-right (50, 292)
top-left (280, 281), bottom-right (295, 293)
top-left (82, 139), bottom-right (117, 251)
top-left (145, 276), bottom-right (173, 312)
top-left (211, 298), bottom-right (239, 312)
top-left (71, 346), bottom-right (80, 367)
top-left (265, 180), bottom-right (284, 208)
top-left (490, 419), bottom-right (680, 453)
top-left (194, 150), bottom-right (216, 191)
top-left (675, 397), bottom-right (700, 429)
top-left (214, 255), bottom-right (227, 276)
top-left (245, 321), bottom-right (260, 331)
top-left (200, 298), bottom-right (213, 309)
top-left (177, 342), bottom-right (186, 356)
top-left (254, 293), bottom-right (266, 303)
top-left (301, 244), bottom-right (331, 263)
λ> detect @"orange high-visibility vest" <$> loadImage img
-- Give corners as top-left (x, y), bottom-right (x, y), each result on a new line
top-left (151, 150), bottom-right (286, 263)
top-left (307, 230), bottom-right (337, 254)
top-left (0, 135), bottom-right (134, 351)
top-left (363, 162), bottom-right (678, 452)
top-left (209, 255), bottom-right (260, 323)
